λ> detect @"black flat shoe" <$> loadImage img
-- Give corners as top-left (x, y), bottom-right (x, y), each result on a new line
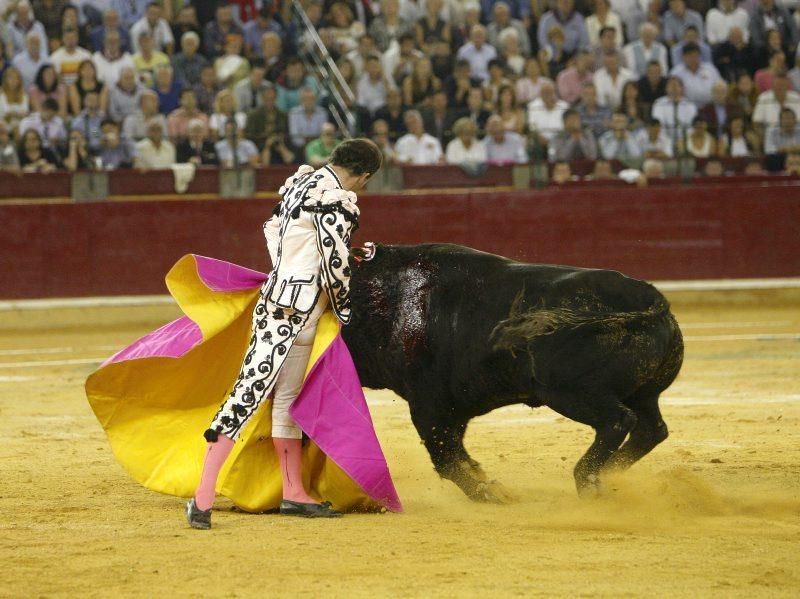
top-left (279, 500), bottom-right (343, 518)
top-left (186, 498), bottom-right (212, 529)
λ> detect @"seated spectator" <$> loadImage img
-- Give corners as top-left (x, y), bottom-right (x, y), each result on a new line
top-left (642, 157), bottom-right (665, 179)
top-left (28, 64), bottom-right (68, 119)
top-left (357, 56), bottom-right (389, 117)
top-left (214, 117), bottom-right (259, 168)
top-left (706, 0), bottom-right (749, 47)
top-left (586, 0), bottom-right (623, 48)
top-left (132, 31), bottom-right (170, 88)
top-left (8, 1), bottom-right (48, 57)
top-left (193, 64), bottom-right (219, 115)
top-left (753, 75), bottom-right (800, 128)
top-left (374, 88), bottom-right (408, 142)
top-left (619, 80), bottom-right (647, 129)
top-left (713, 27), bottom-right (757, 83)
top-left (0, 120), bottom-right (20, 171)
top-left (60, 5), bottom-right (93, 54)
top-left (699, 81), bottom-right (741, 136)
top-left (528, 80), bottom-right (569, 144)
top-left (345, 34), bottom-right (381, 81)
top-left (594, 52), bottom-right (634, 111)
top-left (167, 88), bottom-right (208, 141)
top-left (586, 158), bottom-right (617, 180)
top-left (537, 0), bottom-right (588, 56)
top-left (0, 67), bottom-right (31, 130)
top-left (635, 118), bottom-right (674, 158)
top-left (123, 89), bottom-right (167, 141)
top-left (153, 65), bottom-right (181, 115)
top-left (63, 129), bottom-right (93, 172)
top-left (135, 117), bottom-right (176, 169)
top-left (259, 32), bottom-right (287, 82)
top-left (460, 86), bottom-right (492, 137)
top-left (304, 122), bottom-right (340, 167)
top-left (702, 159), bottom-right (726, 177)
top-left (625, 0), bottom-right (664, 45)
top-left (496, 84), bottom-right (525, 134)
top-left (443, 59), bottom-right (481, 109)
top-left (370, 118), bottom-right (396, 164)
top-left (170, 5), bottom-right (201, 50)
top-left (395, 109), bottom-right (443, 164)
top-left (96, 119), bottom-right (135, 169)
top-left (369, 0), bottom-right (413, 53)
top-left (623, 24), bottom-right (668, 80)
top-left (487, 2), bottom-right (530, 57)
top-left (482, 59), bottom-right (511, 107)
top-left (551, 160), bottom-right (576, 183)
top-left (592, 26), bottom-right (627, 71)
top-left (652, 76), bottom-right (699, 140)
top-left (498, 28), bottom-right (526, 77)
top-left (18, 128), bottom-right (59, 172)
top-left (670, 26), bottom-right (712, 66)
top-left (555, 49), bottom-right (593, 105)
top-left (637, 60), bottom-right (667, 109)
top-left (445, 117), bottom-right (487, 164)
top-left (208, 89), bottom-right (247, 139)
top-left (421, 90), bottom-right (457, 146)
top-left (18, 98), bottom-right (67, 151)
top-left (403, 57), bottom-right (442, 108)
top-left (172, 32), bottom-right (208, 89)
top-left (540, 24), bottom-right (572, 79)
top-left (764, 107), bottom-right (800, 156)
top-left (69, 60), bottom-right (108, 116)
top-left (203, 4), bottom-right (243, 59)
top-left (383, 32), bottom-right (424, 88)
top-left (109, 67), bottom-right (143, 123)
top-left (50, 27), bottom-right (92, 87)
top-left (130, 2), bottom-right (174, 55)
top-left (12, 31), bottom-right (49, 89)
top-left (276, 57), bottom-right (320, 113)
top-left (484, 114), bottom-right (528, 164)
top-left (242, 5), bottom-right (283, 58)
top-left (599, 111), bottom-right (643, 160)
top-left (91, 8), bottom-right (132, 53)
top-left (176, 118), bottom-right (219, 165)
top-left (71, 91), bottom-right (105, 152)
top-left (754, 50), bottom-right (787, 93)
top-left (684, 117), bottom-right (717, 158)
top-left (233, 60), bottom-right (267, 112)
top-left (288, 87), bottom-right (328, 150)
top-left (729, 72), bottom-right (759, 120)
top-left (575, 82), bottom-right (612, 138)
top-left (244, 84), bottom-right (286, 147)
top-left (662, 0), bottom-right (704, 46)
top-left (214, 34), bottom-right (250, 89)
top-left (550, 108), bottom-right (599, 161)
top-left (325, 2), bottom-right (366, 56)
top-left (719, 115), bottom-right (760, 157)
top-left (456, 24), bottom-right (497, 83)
top-left (92, 30), bottom-right (135, 87)
top-left (750, 0), bottom-right (798, 54)
top-left (670, 43), bottom-right (723, 107)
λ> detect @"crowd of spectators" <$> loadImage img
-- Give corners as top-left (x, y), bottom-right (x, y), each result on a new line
top-left (0, 0), bottom-right (799, 181)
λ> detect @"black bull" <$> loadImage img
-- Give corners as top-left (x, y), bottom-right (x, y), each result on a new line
top-left (341, 243), bottom-right (684, 501)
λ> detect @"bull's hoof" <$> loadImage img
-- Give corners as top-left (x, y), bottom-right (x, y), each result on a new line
top-left (576, 473), bottom-right (603, 499)
top-left (470, 480), bottom-right (517, 504)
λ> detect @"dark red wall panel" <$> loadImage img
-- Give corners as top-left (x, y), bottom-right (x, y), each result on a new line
top-left (1, 183), bottom-right (799, 299)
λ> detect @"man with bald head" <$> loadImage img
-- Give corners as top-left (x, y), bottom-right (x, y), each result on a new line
top-left (456, 24), bottom-right (498, 83)
top-left (527, 80), bottom-right (569, 144)
top-left (484, 114), bottom-right (529, 164)
top-left (91, 8), bottom-right (132, 53)
top-left (623, 23), bottom-right (668, 78)
top-left (699, 80), bottom-right (741, 136)
top-left (487, 2), bottom-right (530, 56)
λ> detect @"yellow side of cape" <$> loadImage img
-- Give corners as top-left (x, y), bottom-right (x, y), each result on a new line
top-left (85, 255), bottom-right (378, 513)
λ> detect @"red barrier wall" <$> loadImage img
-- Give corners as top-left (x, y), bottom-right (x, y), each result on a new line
top-left (2, 182), bottom-right (799, 299)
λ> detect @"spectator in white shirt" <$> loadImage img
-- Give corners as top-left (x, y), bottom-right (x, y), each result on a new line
top-left (11, 31), bottom-right (49, 89)
top-left (623, 23), bottom-right (668, 78)
top-left (50, 27), bottom-right (93, 87)
top-left (395, 109), bottom-right (444, 164)
top-left (670, 42), bottom-right (723, 107)
top-left (585, 0), bottom-right (624, 48)
top-left (527, 80), bottom-right (569, 143)
top-left (652, 76), bottom-right (698, 140)
top-left (135, 117), bottom-right (176, 169)
top-left (484, 114), bottom-right (529, 164)
top-left (593, 52), bottom-right (635, 110)
top-left (705, 0), bottom-right (749, 46)
top-left (93, 29), bottom-right (135, 85)
top-left (635, 118), bottom-right (674, 158)
top-left (356, 55), bottom-right (389, 117)
top-left (214, 117), bottom-right (260, 168)
top-left (455, 24), bottom-right (498, 83)
top-left (753, 75), bottom-right (800, 128)
top-left (18, 98), bottom-right (67, 150)
top-left (445, 117), bottom-right (487, 164)
top-left (130, 2), bottom-right (174, 54)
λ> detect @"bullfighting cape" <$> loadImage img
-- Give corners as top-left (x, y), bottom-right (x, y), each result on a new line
top-left (85, 254), bottom-right (402, 513)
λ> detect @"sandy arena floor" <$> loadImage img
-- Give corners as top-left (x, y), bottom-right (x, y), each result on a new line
top-left (1, 293), bottom-right (799, 598)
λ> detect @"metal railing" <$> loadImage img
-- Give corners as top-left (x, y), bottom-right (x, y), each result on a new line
top-left (291, 0), bottom-right (356, 138)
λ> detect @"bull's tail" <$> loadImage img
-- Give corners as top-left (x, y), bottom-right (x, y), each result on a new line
top-left (490, 295), bottom-right (672, 354)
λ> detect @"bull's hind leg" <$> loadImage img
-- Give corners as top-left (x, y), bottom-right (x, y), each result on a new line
top-left (409, 405), bottom-right (515, 504)
top-left (602, 393), bottom-right (668, 472)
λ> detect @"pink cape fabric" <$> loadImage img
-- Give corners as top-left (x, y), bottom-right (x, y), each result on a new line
top-left (102, 255), bottom-right (402, 512)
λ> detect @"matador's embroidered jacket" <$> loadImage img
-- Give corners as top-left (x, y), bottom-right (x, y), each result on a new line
top-left (263, 164), bottom-right (358, 324)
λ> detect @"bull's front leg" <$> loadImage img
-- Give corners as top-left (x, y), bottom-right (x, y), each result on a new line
top-left (409, 406), bottom-right (515, 504)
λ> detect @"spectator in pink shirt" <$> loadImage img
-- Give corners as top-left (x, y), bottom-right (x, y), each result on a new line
top-left (556, 50), bottom-right (594, 104)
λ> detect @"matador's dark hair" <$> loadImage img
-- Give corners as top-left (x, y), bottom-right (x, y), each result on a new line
top-left (329, 138), bottom-right (383, 176)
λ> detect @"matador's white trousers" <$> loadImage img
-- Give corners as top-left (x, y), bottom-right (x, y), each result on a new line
top-left (208, 288), bottom-right (328, 440)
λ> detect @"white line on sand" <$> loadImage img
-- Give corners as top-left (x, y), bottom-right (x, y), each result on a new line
top-left (0, 358), bottom-right (102, 369)
top-left (0, 375), bottom-right (36, 382)
top-left (684, 333), bottom-right (800, 342)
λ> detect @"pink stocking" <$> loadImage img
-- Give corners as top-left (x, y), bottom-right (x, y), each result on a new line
top-left (273, 437), bottom-right (316, 503)
top-left (194, 434), bottom-right (234, 511)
